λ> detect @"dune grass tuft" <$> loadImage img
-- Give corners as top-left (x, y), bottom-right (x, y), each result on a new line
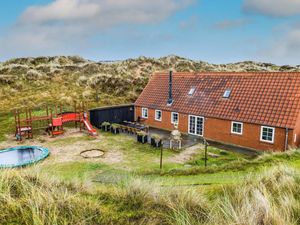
top-left (0, 169), bottom-right (102, 225)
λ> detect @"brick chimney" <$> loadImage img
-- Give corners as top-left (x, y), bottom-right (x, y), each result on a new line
top-left (167, 71), bottom-right (173, 105)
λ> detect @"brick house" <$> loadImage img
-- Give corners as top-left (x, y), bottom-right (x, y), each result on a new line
top-left (134, 72), bottom-right (300, 151)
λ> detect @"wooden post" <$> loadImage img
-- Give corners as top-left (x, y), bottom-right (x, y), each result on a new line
top-left (60, 104), bottom-right (63, 132)
top-left (14, 109), bottom-right (16, 136)
top-left (17, 109), bottom-right (21, 141)
top-left (29, 109), bottom-right (32, 139)
top-left (204, 138), bottom-right (208, 168)
top-left (14, 109), bottom-right (18, 139)
top-left (26, 109), bottom-right (30, 139)
top-left (74, 103), bottom-right (77, 128)
top-left (50, 107), bottom-right (54, 137)
top-left (46, 105), bottom-right (50, 134)
top-left (160, 140), bottom-right (163, 170)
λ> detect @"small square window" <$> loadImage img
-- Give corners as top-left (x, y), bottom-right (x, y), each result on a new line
top-left (142, 108), bottom-right (148, 118)
top-left (223, 89), bottom-right (231, 98)
top-left (231, 122), bottom-right (243, 135)
top-left (260, 126), bottom-right (275, 143)
top-left (171, 112), bottom-right (179, 124)
top-left (155, 110), bottom-right (162, 121)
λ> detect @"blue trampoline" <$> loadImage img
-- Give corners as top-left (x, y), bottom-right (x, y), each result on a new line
top-left (0, 146), bottom-right (49, 168)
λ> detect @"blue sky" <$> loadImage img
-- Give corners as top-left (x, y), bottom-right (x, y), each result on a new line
top-left (1, 0), bottom-right (300, 65)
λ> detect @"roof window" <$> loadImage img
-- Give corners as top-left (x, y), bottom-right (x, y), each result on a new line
top-left (223, 89), bottom-right (231, 98)
top-left (188, 87), bottom-right (196, 96)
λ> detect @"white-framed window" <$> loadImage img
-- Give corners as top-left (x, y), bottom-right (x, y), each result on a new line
top-left (260, 126), bottom-right (275, 143)
top-left (171, 112), bottom-right (179, 124)
top-left (142, 108), bottom-right (148, 118)
top-left (188, 115), bottom-right (204, 136)
top-left (231, 122), bottom-right (243, 135)
top-left (155, 110), bottom-right (162, 121)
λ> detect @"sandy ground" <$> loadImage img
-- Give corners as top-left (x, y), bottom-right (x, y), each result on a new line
top-left (0, 128), bottom-right (124, 165)
top-left (168, 144), bottom-right (204, 164)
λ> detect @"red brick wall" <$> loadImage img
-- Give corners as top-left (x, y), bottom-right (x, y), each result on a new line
top-left (135, 106), bottom-right (295, 152)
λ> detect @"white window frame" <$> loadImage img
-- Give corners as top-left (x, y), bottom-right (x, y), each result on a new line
top-left (231, 121), bottom-right (243, 135)
top-left (171, 112), bottom-right (179, 124)
top-left (188, 115), bottom-right (204, 137)
top-left (141, 108), bottom-right (148, 119)
top-left (260, 126), bottom-right (275, 144)
top-left (155, 110), bottom-right (162, 121)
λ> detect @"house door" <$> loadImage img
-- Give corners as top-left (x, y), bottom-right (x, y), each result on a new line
top-left (188, 115), bottom-right (204, 136)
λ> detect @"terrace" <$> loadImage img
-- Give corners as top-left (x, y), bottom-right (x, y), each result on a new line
top-left (119, 121), bottom-right (257, 156)
top-left (118, 121), bottom-right (200, 149)
top-left (148, 127), bottom-right (201, 148)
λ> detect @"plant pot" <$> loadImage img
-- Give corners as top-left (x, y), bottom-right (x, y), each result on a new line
top-left (111, 127), bottom-right (120, 134)
top-left (101, 125), bottom-right (111, 132)
top-left (151, 138), bottom-right (162, 148)
top-left (137, 135), bottom-right (148, 144)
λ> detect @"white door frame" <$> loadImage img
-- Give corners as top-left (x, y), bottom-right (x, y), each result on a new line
top-left (188, 115), bottom-right (204, 136)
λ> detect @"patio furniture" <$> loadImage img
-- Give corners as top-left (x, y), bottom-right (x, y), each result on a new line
top-left (119, 125), bottom-right (127, 133)
top-left (121, 121), bottom-right (149, 133)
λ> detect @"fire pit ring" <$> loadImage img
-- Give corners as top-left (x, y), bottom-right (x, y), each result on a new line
top-left (80, 149), bottom-right (105, 158)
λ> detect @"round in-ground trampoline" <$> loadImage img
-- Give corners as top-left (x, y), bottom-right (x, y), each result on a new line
top-left (0, 146), bottom-right (49, 168)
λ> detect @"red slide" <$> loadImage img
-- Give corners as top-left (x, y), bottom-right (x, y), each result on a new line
top-left (61, 112), bottom-right (97, 136)
top-left (82, 119), bottom-right (97, 136)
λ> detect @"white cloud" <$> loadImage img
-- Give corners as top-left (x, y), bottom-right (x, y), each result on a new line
top-left (243, 0), bottom-right (300, 17)
top-left (253, 23), bottom-right (300, 65)
top-left (273, 26), bottom-right (300, 56)
top-left (0, 0), bottom-right (194, 59)
top-left (19, 0), bottom-right (194, 26)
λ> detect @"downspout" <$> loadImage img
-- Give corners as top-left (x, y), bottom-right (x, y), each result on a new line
top-left (285, 127), bottom-right (289, 151)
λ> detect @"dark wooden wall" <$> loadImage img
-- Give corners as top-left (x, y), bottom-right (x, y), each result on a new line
top-left (89, 104), bottom-right (135, 128)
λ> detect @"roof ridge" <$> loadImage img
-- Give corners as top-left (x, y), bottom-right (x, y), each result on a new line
top-left (153, 72), bottom-right (300, 77)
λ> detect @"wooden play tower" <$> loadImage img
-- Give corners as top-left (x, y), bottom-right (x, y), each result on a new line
top-left (14, 102), bottom-right (97, 141)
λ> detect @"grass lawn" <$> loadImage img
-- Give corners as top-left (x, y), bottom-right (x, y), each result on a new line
top-left (38, 162), bottom-right (107, 181)
top-left (188, 145), bottom-right (253, 167)
top-left (2, 119), bottom-right (300, 188)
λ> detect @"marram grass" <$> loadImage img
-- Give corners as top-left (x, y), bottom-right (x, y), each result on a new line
top-left (0, 164), bottom-right (299, 224)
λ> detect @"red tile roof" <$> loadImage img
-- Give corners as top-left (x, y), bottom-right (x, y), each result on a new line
top-left (135, 72), bottom-right (300, 129)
